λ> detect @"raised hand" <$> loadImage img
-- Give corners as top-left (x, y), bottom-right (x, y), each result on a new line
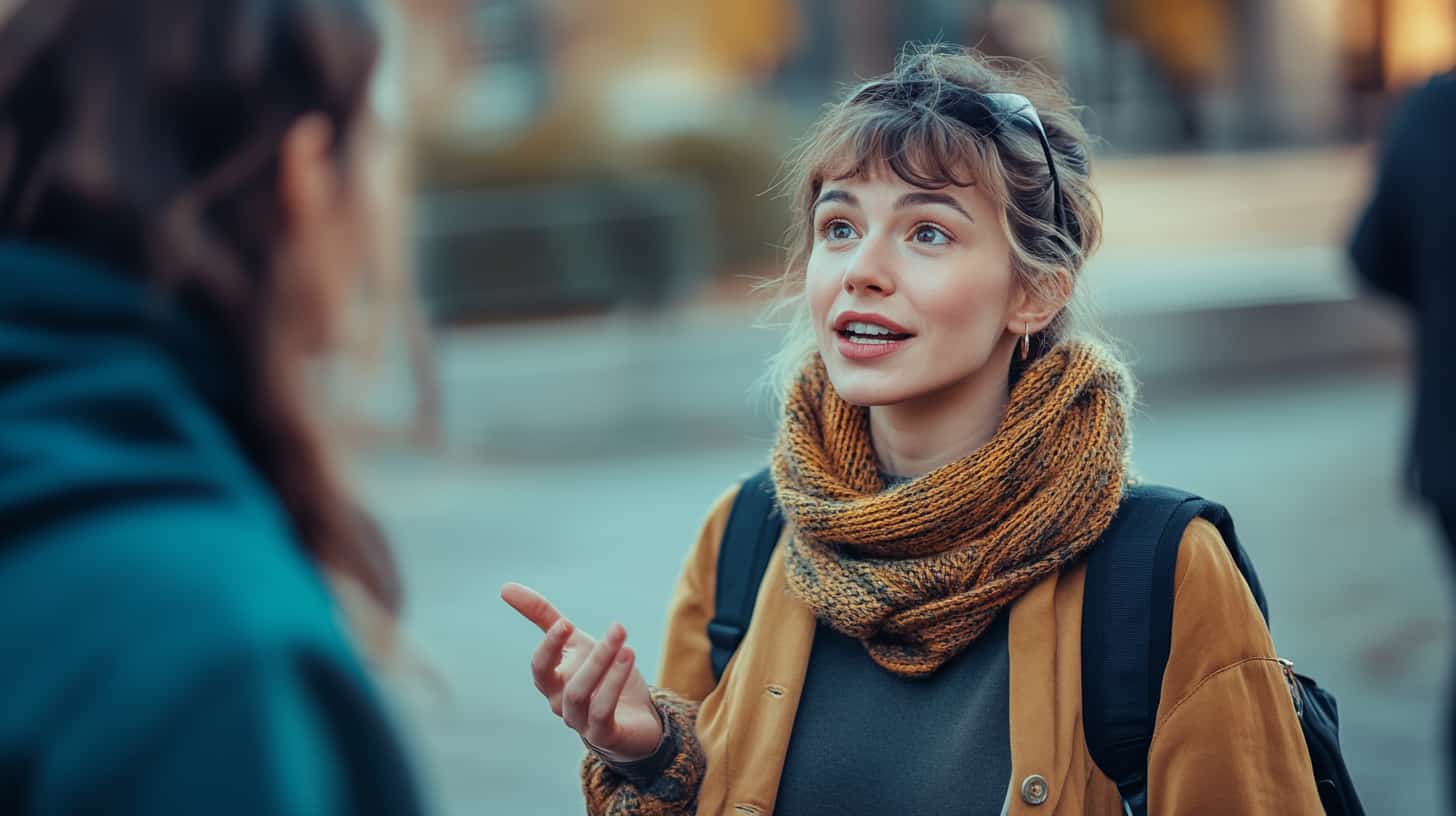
top-left (501, 582), bottom-right (664, 762)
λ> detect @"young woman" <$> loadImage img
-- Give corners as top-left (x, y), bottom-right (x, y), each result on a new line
top-left (504, 45), bottom-right (1322, 814)
top-left (0, 1), bottom-right (425, 812)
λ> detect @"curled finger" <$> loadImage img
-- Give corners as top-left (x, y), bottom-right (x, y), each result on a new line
top-left (561, 623), bottom-right (625, 733)
top-left (530, 618), bottom-right (574, 706)
top-left (584, 645), bottom-right (636, 747)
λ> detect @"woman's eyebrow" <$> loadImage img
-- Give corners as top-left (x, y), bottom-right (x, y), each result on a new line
top-left (812, 189), bottom-right (858, 213)
top-left (896, 191), bottom-right (974, 222)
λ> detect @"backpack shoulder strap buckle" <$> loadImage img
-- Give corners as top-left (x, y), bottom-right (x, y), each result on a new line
top-left (1278, 658), bottom-right (1304, 719)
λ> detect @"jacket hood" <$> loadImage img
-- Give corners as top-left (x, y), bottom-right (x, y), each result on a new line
top-left (0, 241), bottom-right (268, 545)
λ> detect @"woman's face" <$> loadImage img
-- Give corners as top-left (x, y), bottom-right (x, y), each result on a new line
top-left (805, 169), bottom-right (1029, 407)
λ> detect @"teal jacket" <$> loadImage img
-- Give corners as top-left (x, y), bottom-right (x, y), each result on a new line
top-left (0, 243), bottom-right (426, 815)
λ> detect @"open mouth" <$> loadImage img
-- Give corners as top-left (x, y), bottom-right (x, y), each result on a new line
top-left (837, 320), bottom-right (914, 345)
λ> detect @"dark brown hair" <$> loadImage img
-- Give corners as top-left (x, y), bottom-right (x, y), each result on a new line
top-left (0, 0), bottom-right (401, 612)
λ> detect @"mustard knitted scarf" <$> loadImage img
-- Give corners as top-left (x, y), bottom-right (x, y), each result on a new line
top-left (771, 341), bottom-right (1131, 678)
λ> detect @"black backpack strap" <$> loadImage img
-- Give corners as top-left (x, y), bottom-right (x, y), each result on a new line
top-left (1081, 484), bottom-right (1269, 814)
top-left (707, 467), bottom-right (784, 683)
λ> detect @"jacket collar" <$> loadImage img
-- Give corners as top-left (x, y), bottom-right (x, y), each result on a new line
top-left (0, 240), bottom-right (237, 413)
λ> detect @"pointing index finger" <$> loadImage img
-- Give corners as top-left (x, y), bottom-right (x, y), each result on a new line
top-left (501, 582), bottom-right (564, 633)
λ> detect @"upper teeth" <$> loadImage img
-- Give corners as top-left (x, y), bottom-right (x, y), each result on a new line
top-left (845, 321), bottom-right (897, 336)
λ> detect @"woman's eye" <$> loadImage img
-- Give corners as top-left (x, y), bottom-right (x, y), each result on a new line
top-left (824, 221), bottom-right (859, 242)
top-left (912, 225), bottom-right (951, 245)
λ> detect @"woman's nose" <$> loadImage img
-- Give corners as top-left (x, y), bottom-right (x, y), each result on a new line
top-left (841, 238), bottom-right (895, 296)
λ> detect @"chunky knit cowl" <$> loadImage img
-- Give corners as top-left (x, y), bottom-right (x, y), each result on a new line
top-left (771, 342), bottom-right (1132, 678)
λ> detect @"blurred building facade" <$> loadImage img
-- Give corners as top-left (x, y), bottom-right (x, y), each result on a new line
top-left (417, 0), bottom-right (1455, 150)
top-left (387, 0), bottom-right (1455, 322)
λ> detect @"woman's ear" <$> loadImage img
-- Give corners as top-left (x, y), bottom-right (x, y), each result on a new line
top-left (273, 113), bottom-right (351, 351)
top-left (277, 113), bottom-right (339, 238)
top-left (1009, 269), bottom-right (1072, 335)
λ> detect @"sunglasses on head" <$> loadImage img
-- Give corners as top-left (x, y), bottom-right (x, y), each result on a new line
top-left (849, 79), bottom-right (1068, 238)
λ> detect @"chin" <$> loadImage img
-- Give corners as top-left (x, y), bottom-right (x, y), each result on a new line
top-left (823, 363), bottom-right (925, 407)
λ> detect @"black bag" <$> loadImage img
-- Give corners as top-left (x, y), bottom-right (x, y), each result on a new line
top-left (706, 468), bottom-right (784, 681)
top-left (707, 469), bottom-right (1364, 815)
top-left (1082, 484), bottom-right (1364, 816)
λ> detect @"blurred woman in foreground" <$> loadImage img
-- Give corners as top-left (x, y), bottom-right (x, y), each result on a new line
top-left (0, 1), bottom-right (426, 812)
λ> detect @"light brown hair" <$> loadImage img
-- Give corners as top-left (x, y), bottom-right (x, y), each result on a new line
top-left (763, 43), bottom-right (1127, 400)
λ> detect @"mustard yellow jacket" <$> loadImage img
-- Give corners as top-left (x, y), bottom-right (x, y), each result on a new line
top-left (588, 483), bottom-right (1323, 815)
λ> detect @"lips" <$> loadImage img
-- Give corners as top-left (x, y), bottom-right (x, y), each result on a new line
top-left (833, 311), bottom-right (913, 337)
top-left (832, 311), bottom-right (915, 361)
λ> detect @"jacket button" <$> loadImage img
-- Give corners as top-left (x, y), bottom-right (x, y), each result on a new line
top-left (1020, 774), bottom-right (1049, 805)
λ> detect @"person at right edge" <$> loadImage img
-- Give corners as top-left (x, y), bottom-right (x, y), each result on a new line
top-left (1349, 69), bottom-right (1456, 812)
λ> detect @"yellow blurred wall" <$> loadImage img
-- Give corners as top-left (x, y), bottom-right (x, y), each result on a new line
top-left (1384, 0), bottom-right (1456, 85)
top-left (1108, 0), bottom-right (1233, 85)
top-left (549, 0), bottom-right (799, 83)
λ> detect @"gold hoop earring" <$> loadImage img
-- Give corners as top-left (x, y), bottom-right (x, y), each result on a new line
top-left (1021, 322), bottom-right (1030, 361)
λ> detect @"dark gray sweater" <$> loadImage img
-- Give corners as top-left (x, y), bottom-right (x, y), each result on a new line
top-left (774, 612), bottom-right (1012, 815)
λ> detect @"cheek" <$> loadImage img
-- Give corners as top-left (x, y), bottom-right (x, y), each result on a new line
top-left (359, 170), bottom-right (404, 276)
top-left (915, 255), bottom-right (1016, 345)
top-left (340, 139), bottom-right (407, 283)
top-left (926, 274), bottom-right (1005, 324)
top-left (804, 249), bottom-right (841, 324)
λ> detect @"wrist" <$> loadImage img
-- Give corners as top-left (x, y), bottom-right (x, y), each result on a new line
top-left (583, 701), bottom-right (667, 764)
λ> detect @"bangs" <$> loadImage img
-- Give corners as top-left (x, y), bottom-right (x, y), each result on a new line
top-left (804, 103), bottom-right (998, 200)
top-left (765, 43), bottom-right (1115, 413)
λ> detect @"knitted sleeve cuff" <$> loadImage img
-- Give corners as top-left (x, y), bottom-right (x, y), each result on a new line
top-left (589, 706), bottom-right (676, 786)
top-left (581, 687), bottom-right (704, 816)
